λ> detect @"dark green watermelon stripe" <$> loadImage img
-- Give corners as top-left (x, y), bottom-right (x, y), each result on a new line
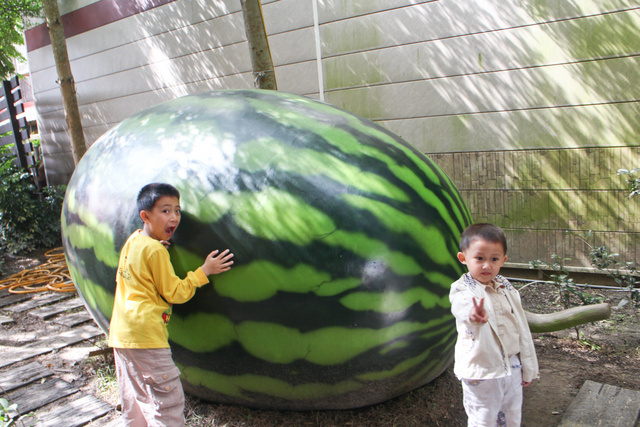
top-left (339, 193), bottom-right (458, 269)
top-left (290, 103), bottom-right (473, 234)
top-left (228, 100), bottom-right (469, 252)
top-left (182, 159), bottom-right (463, 271)
top-left (171, 191), bottom-right (459, 320)
top-left (258, 92), bottom-right (471, 234)
top-left (65, 256), bottom-right (113, 323)
top-left (177, 266), bottom-right (454, 332)
top-left (207, 186), bottom-right (461, 287)
top-left (178, 361), bottom-right (364, 402)
top-left (62, 188), bottom-right (120, 268)
top-left (175, 198), bottom-right (462, 301)
top-left (346, 126), bottom-right (472, 234)
top-left (230, 134), bottom-right (458, 250)
top-left (175, 212), bottom-right (424, 293)
top-left (169, 310), bottom-right (454, 382)
top-left (234, 138), bottom-right (411, 203)
top-left (178, 188), bottom-right (442, 270)
top-left (245, 96), bottom-right (463, 219)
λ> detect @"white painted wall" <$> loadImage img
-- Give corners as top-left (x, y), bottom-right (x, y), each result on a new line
top-left (26, 0), bottom-right (640, 267)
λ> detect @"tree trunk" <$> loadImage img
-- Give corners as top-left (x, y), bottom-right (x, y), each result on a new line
top-left (41, 0), bottom-right (86, 165)
top-left (240, 0), bottom-right (277, 90)
top-left (524, 303), bottom-right (611, 333)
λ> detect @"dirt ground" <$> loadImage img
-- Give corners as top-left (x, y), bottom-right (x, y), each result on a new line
top-left (1, 250), bottom-right (639, 426)
top-left (519, 281), bottom-right (640, 426)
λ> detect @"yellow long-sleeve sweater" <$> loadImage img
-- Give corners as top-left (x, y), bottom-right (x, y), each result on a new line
top-left (108, 230), bottom-right (209, 349)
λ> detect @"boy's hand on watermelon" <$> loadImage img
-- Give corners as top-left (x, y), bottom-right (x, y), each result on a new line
top-left (201, 249), bottom-right (234, 276)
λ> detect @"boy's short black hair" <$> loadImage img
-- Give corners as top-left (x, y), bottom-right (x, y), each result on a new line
top-left (137, 183), bottom-right (180, 213)
top-left (459, 223), bottom-right (507, 254)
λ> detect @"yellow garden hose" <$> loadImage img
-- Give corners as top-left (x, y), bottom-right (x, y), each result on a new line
top-left (0, 247), bottom-right (75, 293)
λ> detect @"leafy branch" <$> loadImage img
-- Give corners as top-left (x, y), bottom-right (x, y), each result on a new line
top-left (617, 167), bottom-right (640, 199)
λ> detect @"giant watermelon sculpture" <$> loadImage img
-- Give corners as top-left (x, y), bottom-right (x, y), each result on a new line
top-left (62, 90), bottom-right (472, 410)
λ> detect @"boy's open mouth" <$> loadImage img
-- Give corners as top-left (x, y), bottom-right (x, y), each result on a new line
top-left (166, 227), bottom-right (175, 235)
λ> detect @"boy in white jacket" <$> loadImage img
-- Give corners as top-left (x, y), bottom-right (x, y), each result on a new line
top-left (450, 223), bottom-right (538, 427)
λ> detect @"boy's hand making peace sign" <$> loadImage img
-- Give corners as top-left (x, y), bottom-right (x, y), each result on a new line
top-left (470, 297), bottom-right (489, 324)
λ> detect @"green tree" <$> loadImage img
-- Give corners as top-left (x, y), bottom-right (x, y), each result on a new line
top-left (0, 0), bottom-right (41, 80)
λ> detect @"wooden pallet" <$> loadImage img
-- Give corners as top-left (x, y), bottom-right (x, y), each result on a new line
top-left (559, 380), bottom-right (640, 427)
top-left (30, 296), bottom-right (85, 320)
top-left (3, 292), bottom-right (74, 313)
top-left (0, 288), bottom-right (117, 426)
top-left (27, 394), bottom-right (113, 427)
top-left (0, 361), bottom-right (53, 392)
top-left (0, 324), bottom-right (103, 368)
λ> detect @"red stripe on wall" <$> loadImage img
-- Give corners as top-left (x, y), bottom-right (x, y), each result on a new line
top-left (25, 0), bottom-right (178, 52)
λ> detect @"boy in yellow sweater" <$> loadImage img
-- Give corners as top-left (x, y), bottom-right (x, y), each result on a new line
top-left (108, 183), bottom-right (234, 426)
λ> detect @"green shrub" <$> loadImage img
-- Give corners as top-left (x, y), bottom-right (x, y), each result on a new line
top-left (0, 145), bottom-right (65, 255)
top-left (529, 254), bottom-right (604, 309)
top-left (587, 238), bottom-right (639, 308)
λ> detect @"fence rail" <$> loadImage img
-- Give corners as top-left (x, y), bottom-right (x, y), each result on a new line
top-left (0, 76), bottom-right (36, 172)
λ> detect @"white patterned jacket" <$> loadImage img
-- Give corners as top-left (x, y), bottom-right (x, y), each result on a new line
top-left (449, 273), bottom-right (539, 383)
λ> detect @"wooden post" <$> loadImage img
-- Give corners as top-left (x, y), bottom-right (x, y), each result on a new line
top-left (240, 0), bottom-right (277, 90)
top-left (41, 0), bottom-right (87, 165)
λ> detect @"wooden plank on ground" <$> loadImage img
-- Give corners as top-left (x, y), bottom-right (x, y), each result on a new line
top-left (0, 292), bottom-right (33, 308)
top-left (97, 417), bottom-right (123, 427)
top-left (6, 377), bottom-right (78, 417)
top-left (0, 314), bottom-right (14, 325)
top-left (559, 380), bottom-right (640, 427)
top-left (0, 345), bottom-right (53, 369)
top-left (52, 311), bottom-right (93, 327)
top-left (0, 325), bottom-right (104, 368)
top-left (4, 293), bottom-right (73, 313)
top-left (28, 324), bottom-right (104, 351)
top-left (30, 297), bottom-right (84, 320)
top-left (31, 394), bottom-right (114, 427)
top-left (0, 361), bottom-right (54, 392)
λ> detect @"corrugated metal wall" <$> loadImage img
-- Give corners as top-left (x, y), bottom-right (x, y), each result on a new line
top-left (25, 0), bottom-right (640, 269)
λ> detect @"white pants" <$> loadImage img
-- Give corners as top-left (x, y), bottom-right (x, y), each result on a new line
top-left (114, 348), bottom-right (186, 427)
top-left (461, 355), bottom-right (523, 427)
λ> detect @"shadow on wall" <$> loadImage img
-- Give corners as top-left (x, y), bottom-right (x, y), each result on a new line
top-left (77, 2), bottom-right (254, 144)
top-left (35, 0), bottom-right (255, 160)
top-left (316, 0), bottom-right (639, 266)
top-left (322, 1), bottom-right (639, 152)
top-left (32, 0), bottom-right (640, 228)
